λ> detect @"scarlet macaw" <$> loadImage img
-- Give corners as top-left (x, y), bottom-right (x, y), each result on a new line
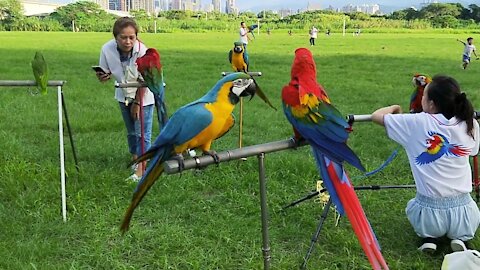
top-left (31, 51), bottom-right (48, 95)
top-left (281, 48), bottom-right (389, 269)
top-left (136, 48), bottom-right (168, 128)
top-left (229, 41), bottom-right (249, 72)
top-left (409, 74), bottom-right (431, 113)
top-left (120, 72), bottom-right (275, 233)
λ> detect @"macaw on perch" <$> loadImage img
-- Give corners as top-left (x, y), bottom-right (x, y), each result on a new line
top-left (31, 51), bottom-right (48, 95)
top-left (120, 72), bottom-right (276, 233)
top-left (136, 48), bottom-right (168, 128)
top-left (229, 41), bottom-right (249, 72)
top-left (410, 74), bottom-right (431, 113)
top-left (281, 48), bottom-right (389, 270)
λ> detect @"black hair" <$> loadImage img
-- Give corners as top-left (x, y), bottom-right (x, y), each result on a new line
top-left (240, 21), bottom-right (245, 25)
top-left (427, 75), bottom-right (475, 138)
top-left (113, 17), bottom-right (139, 38)
top-left (467, 37), bottom-right (473, 42)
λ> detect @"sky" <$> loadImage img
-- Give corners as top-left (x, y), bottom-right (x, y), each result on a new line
top-left (237, 0), bottom-right (480, 12)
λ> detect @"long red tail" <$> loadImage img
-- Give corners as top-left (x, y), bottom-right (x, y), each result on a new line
top-left (325, 157), bottom-right (389, 270)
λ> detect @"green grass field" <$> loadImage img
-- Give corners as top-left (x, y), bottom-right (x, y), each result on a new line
top-left (1, 31), bottom-right (479, 269)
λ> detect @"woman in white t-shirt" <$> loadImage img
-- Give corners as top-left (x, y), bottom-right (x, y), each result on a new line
top-left (372, 75), bottom-right (480, 253)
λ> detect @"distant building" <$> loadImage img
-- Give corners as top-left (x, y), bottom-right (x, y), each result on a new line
top-left (225, 0), bottom-right (238, 14)
top-left (212, 0), bottom-right (221, 12)
top-left (91, 0), bottom-right (109, 10)
top-left (109, 0), bottom-right (121, 10)
top-left (171, 0), bottom-right (182, 10)
top-left (341, 3), bottom-right (380, 15)
top-left (20, 0), bottom-right (64, 17)
top-left (278, 8), bottom-right (293, 18)
top-left (420, 0), bottom-right (439, 9)
top-left (306, 2), bottom-right (321, 11)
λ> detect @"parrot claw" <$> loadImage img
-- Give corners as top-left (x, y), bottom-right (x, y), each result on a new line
top-left (171, 154), bottom-right (185, 173)
top-left (291, 136), bottom-right (306, 149)
top-left (203, 150), bottom-right (220, 166)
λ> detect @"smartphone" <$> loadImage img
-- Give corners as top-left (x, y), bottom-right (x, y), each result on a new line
top-left (92, 66), bottom-right (108, 74)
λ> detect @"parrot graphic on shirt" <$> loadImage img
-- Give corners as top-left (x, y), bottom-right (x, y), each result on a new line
top-left (136, 48), bottom-right (168, 128)
top-left (409, 74), bottom-right (431, 113)
top-left (120, 72), bottom-right (276, 233)
top-left (281, 48), bottom-right (389, 270)
top-left (415, 131), bottom-right (469, 165)
top-left (229, 41), bottom-right (249, 72)
top-left (31, 51), bottom-right (48, 95)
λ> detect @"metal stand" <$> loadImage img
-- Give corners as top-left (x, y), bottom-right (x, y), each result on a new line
top-left (301, 198), bottom-right (332, 270)
top-left (61, 90), bottom-right (79, 173)
top-left (258, 153), bottom-right (271, 270)
top-left (0, 80), bottom-right (75, 222)
top-left (164, 138), bottom-right (307, 269)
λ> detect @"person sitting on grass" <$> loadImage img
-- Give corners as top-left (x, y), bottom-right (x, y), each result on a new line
top-left (372, 75), bottom-right (480, 253)
top-left (457, 37), bottom-right (479, 69)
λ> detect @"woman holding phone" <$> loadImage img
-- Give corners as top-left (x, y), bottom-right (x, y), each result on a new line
top-left (96, 17), bottom-right (154, 182)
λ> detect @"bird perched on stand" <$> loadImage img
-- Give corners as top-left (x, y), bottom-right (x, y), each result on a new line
top-left (281, 48), bottom-right (389, 270)
top-left (120, 72), bottom-right (276, 233)
top-left (136, 48), bottom-right (168, 128)
top-left (229, 41), bottom-right (249, 72)
top-left (31, 51), bottom-right (48, 95)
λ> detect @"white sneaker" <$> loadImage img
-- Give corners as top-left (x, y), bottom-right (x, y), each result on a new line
top-left (451, 239), bottom-right (467, 252)
top-left (418, 242), bottom-right (437, 253)
top-left (125, 173), bottom-right (141, 183)
top-left (130, 163), bottom-right (139, 173)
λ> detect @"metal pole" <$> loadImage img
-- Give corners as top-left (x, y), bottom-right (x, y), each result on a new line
top-left (61, 91), bottom-right (80, 173)
top-left (221, 71), bottom-right (262, 77)
top-left (0, 80), bottom-right (65, 86)
top-left (258, 153), bottom-right (271, 270)
top-left (57, 86), bottom-right (67, 222)
top-left (301, 198), bottom-right (332, 270)
top-left (239, 97), bottom-right (244, 149)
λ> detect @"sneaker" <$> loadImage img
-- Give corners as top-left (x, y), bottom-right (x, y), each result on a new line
top-left (451, 239), bottom-right (467, 252)
top-left (418, 238), bottom-right (437, 253)
top-left (125, 173), bottom-right (141, 183)
top-left (130, 163), bottom-right (138, 173)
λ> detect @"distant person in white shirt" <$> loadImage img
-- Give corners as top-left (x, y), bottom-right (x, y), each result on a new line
top-left (239, 22), bottom-right (251, 49)
top-left (372, 75), bottom-right (480, 253)
top-left (309, 26), bottom-right (318, 46)
top-left (457, 37), bottom-right (479, 69)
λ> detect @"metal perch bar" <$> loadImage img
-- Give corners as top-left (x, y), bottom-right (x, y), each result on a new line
top-left (164, 138), bottom-right (306, 174)
top-left (348, 111), bottom-right (480, 123)
top-left (0, 80), bottom-right (69, 222)
top-left (0, 80), bottom-right (65, 86)
top-left (115, 82), bottom-right (147, 88)
top-left (221, 71), bottom-right (262, 76)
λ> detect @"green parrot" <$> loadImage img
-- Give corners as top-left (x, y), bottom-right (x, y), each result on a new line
top-left (31, 51), bottom-right (48, 95)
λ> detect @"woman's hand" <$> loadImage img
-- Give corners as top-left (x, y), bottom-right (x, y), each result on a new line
top-left (96, 71), bottom-right (111, 82)
top-left (130, 102), bottom-right (140, 120)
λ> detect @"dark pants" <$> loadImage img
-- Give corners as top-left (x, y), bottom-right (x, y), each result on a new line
top-left (309, 37), bottom-right (315, 45)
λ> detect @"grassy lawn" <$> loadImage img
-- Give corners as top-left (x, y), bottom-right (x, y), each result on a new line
top-left (0, 30), bottom-right (479, 269)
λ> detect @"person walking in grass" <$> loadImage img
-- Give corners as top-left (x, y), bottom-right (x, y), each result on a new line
top-left (457, 37), bottom-right (479, 69)
top-left (372, 75), bottom-right (480, 253)
top-left (309, 26), bottom-right (318, 46)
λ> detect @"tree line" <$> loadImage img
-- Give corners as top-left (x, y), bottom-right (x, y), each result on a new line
top-left (1, 0), bottom-right (479, 32)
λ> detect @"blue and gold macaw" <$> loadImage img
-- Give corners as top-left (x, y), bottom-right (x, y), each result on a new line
top-left (229, 41), bottom-right (249, 72)
top-left (282, 48), bottom-right (389, 269)
top-left (120, 72), bottom-right (276, 233)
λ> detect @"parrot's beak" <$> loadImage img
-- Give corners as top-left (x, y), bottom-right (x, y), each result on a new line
top-left (243, 79), bottom-right (277, 110)
top-left (234, 46), bottom-right (243, 53)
